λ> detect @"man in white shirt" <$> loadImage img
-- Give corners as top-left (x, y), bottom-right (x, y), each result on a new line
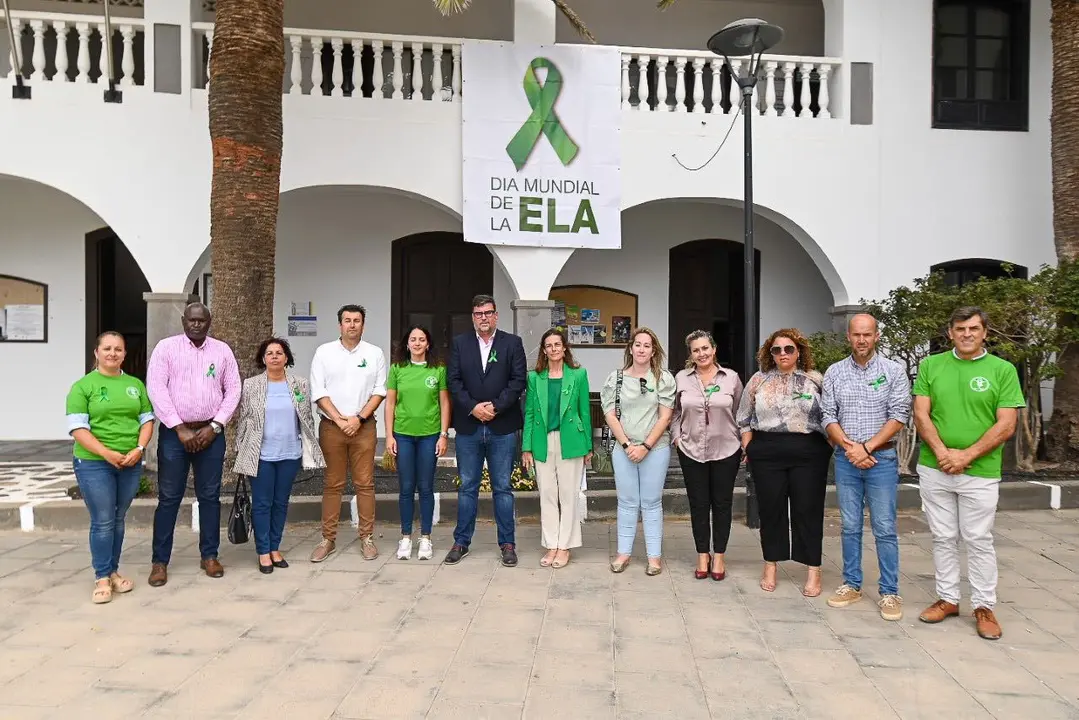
top-left (308, 304), bottom-right (387, 562)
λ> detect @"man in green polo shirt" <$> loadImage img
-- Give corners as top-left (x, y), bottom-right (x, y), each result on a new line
top-left (912, 306), bottom-right (1025, 641)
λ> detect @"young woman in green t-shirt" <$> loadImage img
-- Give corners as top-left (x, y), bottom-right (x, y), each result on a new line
top-left (385, 326), bottom-right (450, 561)
top-left (65, 331), bottom-right (155, 604)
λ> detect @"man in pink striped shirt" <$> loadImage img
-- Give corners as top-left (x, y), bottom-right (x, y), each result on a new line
top-left (146, 303), bottom-right (241, 587)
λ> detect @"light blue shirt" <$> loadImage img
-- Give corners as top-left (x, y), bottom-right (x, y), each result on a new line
top-left (260, 381), bottom-right (302, 461)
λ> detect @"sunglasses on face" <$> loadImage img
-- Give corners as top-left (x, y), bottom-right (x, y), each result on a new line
top-left (638, 377), bottom-right (653, 393)
top-left (770, 345), bottom-right (797, 356)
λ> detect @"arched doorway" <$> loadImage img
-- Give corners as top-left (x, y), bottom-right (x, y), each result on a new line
top-left (668, 239), bottom-right (760, 378)
top-left (85, 228), bottom-right (151, 379)
top-left (391, 232), bottom-right (493, 357)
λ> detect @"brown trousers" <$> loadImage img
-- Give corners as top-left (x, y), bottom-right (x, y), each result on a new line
top-left (319, 417), bottom-right (377, 540)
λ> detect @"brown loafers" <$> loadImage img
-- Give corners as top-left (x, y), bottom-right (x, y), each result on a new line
top-left (974, 607), bottom-right (1003, 640)
top-left (200, 557), bottom-right (225, 578)
top-left (918, 599), bottom-right (959, 623)
top-left (148, 563), bottom-right (168, 587)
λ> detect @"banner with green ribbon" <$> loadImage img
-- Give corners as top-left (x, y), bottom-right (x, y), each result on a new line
top-left (505, 57), bottom-right (580, 172)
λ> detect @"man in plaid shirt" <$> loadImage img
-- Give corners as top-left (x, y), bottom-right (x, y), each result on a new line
top-left (820, 314), bottom-right (911, 621)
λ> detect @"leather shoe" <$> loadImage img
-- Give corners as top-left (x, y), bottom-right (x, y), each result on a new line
top-left (500, 543), bottom-right (518, 567)
top-left (918, 599), bottom-right (959, 623)
top-left (272, 558), bottom-right (289, 569)
top-left (974, 607), bottom-right (1002, 640)
top-left (258, 562), bottom-right (273, 575)
top-left (148, 563), bottom-right (168, 587)
top-left (200, 557), bottom-right (225, 578)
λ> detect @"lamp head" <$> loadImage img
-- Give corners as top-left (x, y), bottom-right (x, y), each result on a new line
top-left (707, 18), bottom-right (784, 58)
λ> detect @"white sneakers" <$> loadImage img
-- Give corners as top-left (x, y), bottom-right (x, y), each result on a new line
top-left (397, 536), bottom-right (434, 560)
top-left (417, 537), bottom-right (433, 561)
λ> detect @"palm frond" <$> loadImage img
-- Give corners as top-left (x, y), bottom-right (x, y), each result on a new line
top-left (656, 0), bottom-right (678, 8)
top-left (431, 0), bottom-right (471, 16)
top-left (553, 0), bottom-right (596, 43)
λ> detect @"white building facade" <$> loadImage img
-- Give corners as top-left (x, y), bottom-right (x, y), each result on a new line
top-left (0, 0), bottom-right (1052, 440)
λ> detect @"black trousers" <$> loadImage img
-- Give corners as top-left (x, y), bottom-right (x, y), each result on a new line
top-left (677, 448), bottom-right (742, 554)
top-left (746, 431), bottom-right (830, 566)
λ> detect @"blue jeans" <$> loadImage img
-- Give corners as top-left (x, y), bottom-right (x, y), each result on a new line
top-left (396, 433), bottom-right (438, 535)
top-left (73, 458), bottom-right (142, 579)
top-left (453, 426), bottom-right (516, 547)
top-left (252, 458), bottom-right (300, 555)
top-left (834, 448), bottom-right (900, 596)
top-left (152, 426), bottom-right (226, 564)
top-left (612, 444), bottom-right (671, 558)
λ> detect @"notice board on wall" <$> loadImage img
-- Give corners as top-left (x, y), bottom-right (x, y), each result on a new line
top-left (0, 275), bottom-right (48, 342)
top-left (549, 285), bottom-right (638, 348)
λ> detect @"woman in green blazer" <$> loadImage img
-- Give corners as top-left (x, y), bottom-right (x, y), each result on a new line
top-left (521, 328), bottom-right (593, 568)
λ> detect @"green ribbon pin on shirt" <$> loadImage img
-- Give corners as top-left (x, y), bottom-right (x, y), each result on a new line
top-left (505, 57), bottom-right (579, 171)
top-left (868, 374), bottom-right (887, 391)
top-left (206, 364), bottom-right (216, 378)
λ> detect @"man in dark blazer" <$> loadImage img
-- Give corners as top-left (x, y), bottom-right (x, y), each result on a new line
top-left (445, 294), bottom-right (528, 567)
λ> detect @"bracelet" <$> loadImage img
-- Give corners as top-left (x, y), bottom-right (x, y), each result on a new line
top-left (643, 443), bottom-right (653, 451)
top-left (862, 443), bottom-right (871, 455)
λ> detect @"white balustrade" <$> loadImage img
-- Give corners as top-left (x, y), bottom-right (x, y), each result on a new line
top-left (619, 48), bottom-right (841, 119)
top-left (0, 10), bottom-right (146, 86)
top-left (200, 24), bottom-right (463, 101)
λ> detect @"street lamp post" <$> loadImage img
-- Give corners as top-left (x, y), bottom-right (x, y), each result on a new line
top-left (708, 18), bottom-right (783, 529)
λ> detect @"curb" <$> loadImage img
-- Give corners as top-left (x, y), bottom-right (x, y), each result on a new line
top-left (3, 480), bottom-right (1076, 532)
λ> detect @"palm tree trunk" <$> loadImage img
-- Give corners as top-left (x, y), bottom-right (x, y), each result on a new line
top-left (1047, 0), bottom-right (1079, 459)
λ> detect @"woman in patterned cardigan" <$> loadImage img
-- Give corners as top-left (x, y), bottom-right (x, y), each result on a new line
top-left (233, 338), bottom-right (325, 573)
top-left (736, 328), bottom-right (832, 597)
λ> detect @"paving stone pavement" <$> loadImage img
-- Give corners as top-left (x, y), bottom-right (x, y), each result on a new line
top-left (0, 511), bottom-right (1078, 719)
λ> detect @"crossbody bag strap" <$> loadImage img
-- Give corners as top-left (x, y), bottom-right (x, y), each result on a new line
top-left (615, 369), bottom-right (623, 421)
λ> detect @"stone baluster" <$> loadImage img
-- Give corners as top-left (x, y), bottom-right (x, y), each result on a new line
top-left (673, 57), bottom-right (686, 112)
top-left (780, 62), bottom-right (795, 117)
top-left (373, 40), bottom-right (385, 99)
top-left (30, 21), bottom-right (45, 82)
top-left (390, 41), bottom-right (403, 99)
top-left (818, 63), bottom-right (832, 118)
top-left (620, 54), bottom-right (630, 108)
top-left (709, 61), bottom-right (722, 114)
top-left (432, 43), bottom-right (445, 101)
top-left (55, 22), bottom-right (69, 82)
top-left (6, 18), bottom-right (22, 79)
top-left (76, 23), bottom-right (91, 83)
top-left (750, 65), bottom-right (760, 115)
top-left (288, 35), bottom-right (302, 94)
top-left (636, 54), bottom-right (650, 110)
top-left (411, 41), bottom-right (423, 99)
top-left (121, 25), bottom-right (135, 86)
top-left (96, 24), bottom-right (109, 84)
top-left (727, 59), bottom-right (741, 114)
top-left (799, 63), bottom-right (812, 118)
top-left (310, 36), bottom-right (324, 95)
top-left (204, 29), bottom-right (213, 88)
top-left (348, 39), bottom-right (363, 97)
top-left (656, 56), bottom-right (669, 111)
top-left (451, 44), bottom-right (461, 102)
top-left (691, 57), bottom-right (705, 114)
top-left (764, 61), bottom-right (777, 116)
top-left (329, 38), bottom-right (343, 96)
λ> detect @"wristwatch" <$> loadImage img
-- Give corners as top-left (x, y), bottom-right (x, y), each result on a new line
top-left (210, 421), bottom-right (223, 434)
top-left (135, 444), bottom-right (145, 453)
top-left (621, 441), bottom-right (630, 449)
top-left (358, 415), bottom-right (369, 425)
top-left (440, 431), bottom-right (450, 438)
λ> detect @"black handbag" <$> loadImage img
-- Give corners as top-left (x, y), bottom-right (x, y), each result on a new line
top-left (227, 476), bottom-right (252, 544)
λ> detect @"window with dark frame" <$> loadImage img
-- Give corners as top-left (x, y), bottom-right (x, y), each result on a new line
top-left (932, 0), bottom-right (1029, 131)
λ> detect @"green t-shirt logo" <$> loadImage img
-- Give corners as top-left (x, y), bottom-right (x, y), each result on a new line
top-left (969, 376), bottom-right (991, 392)
top-left (425, 375), bottom-right (438, 389)
top-left (126, 386), bottom-right (140, 399)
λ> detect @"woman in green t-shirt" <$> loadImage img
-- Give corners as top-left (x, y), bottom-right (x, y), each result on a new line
top-left (385, 326), bottom-right (450, 561)
top-left (65, 331), bottom-right (155, 604)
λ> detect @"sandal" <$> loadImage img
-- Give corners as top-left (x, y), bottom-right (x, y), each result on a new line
top-left (540, 550), bottom-right (556, 568)
top-left (92, 579), bottom-right (113, 605)
top-left (760, 562), bottom-right (777, 593)
top-left (803, 568), bottom-right (822, 598)
top-left (109, 573), bottom-right (134, 594)
top-left (552, 550), bottom-right (570, 569)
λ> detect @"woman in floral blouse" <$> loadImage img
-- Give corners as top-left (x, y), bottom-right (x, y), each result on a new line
top-left (736, 327), bottom-right (831, 597)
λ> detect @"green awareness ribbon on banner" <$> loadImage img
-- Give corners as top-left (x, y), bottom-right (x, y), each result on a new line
top-left (505, 57), bottom-right (580, 171)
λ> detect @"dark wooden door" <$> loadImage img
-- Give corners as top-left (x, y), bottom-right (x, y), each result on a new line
top-left (85, 229), bottom-right (150, 379)
top-left (668, 239), bottom-right (760, 380)
top-left (392, 232), bottom-right (494, 361)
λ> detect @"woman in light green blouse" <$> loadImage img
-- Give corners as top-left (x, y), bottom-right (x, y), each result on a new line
top-left (601, 327), bottom-right (676, 576)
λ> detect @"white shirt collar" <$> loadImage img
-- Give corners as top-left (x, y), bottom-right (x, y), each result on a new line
top-left (952, 348), bottom-right (988, 361)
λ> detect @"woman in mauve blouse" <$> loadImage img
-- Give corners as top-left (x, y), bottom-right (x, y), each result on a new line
top-left (671, 330), bottom-right (743, 581)
top-left (736, 327), bottom-right (831, 597)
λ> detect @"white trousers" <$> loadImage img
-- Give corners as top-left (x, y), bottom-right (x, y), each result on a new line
top-left (536, 432), bottom-right (584, 550)
top-left (917, 464), bottom-right (1000, 609)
